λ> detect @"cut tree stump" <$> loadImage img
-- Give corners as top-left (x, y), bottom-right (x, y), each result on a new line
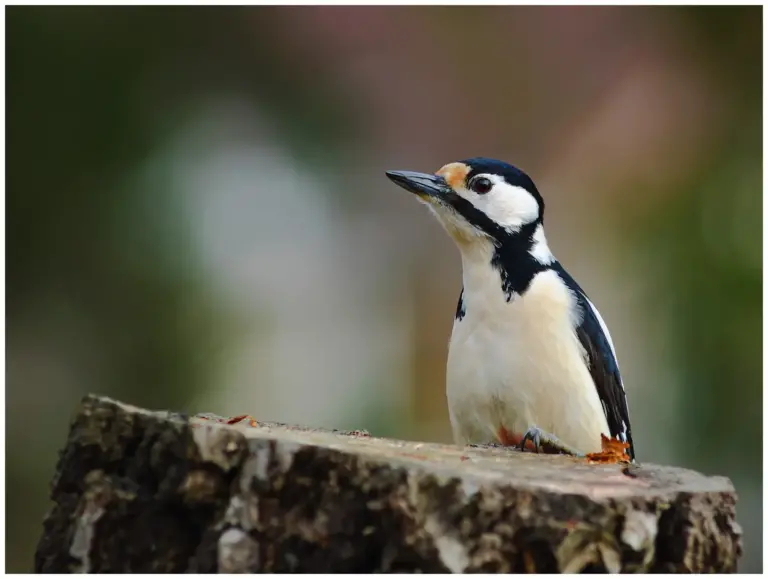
top-left (35, 395), bottom-right (742, 573)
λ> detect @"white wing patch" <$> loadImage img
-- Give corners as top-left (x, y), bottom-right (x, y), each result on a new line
top-left (583, 294), bottom-right (630, 442)
top-left (583, 295), bottom-right (620, 374)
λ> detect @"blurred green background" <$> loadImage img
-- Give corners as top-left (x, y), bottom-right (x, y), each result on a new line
top-left (6, 5), bottom-right (762, 573)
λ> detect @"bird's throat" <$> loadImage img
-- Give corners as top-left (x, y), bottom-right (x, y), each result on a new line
top-left (459, 222), bottom-right (548, 305)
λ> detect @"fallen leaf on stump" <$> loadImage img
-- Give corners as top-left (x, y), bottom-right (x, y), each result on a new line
top-left (194, 414), bottom-right (259, 428)
top-left (586, 434), bottom-right (631, 464)
top-left (225, 415), bottom-right (259, 427)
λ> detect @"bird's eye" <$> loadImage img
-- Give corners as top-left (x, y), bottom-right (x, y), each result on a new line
top-left (469, 176), bottom-right (493, 195)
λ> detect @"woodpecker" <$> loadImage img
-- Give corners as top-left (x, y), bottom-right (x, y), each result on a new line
top-left (386, 158), bottom-right (635, 460)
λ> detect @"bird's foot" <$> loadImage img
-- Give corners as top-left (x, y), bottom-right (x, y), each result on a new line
top-left (519, 426), bottom-right (584, 457)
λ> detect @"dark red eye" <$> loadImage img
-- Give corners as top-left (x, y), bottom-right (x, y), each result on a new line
top-left (469, 176), bottom-right (493, 195)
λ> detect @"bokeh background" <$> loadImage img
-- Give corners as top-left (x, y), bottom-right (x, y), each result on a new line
top-left (6, 5), bottom-right (762, 573)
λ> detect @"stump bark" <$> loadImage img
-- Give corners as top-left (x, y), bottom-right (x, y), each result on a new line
top-left (35, 395), bottom-right (742, 573)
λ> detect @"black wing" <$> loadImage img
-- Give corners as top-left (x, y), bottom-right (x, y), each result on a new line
top-left (550, 263), bottom-right (636, 460)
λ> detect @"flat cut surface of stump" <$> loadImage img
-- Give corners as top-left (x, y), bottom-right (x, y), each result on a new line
top-left (35, 395), bottom-right (742, 573)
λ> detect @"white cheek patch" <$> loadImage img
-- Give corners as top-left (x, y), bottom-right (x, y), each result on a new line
top-left (454, 175), bottom-right (541, 232)
top-left (477, 176), bottom-right (540, 231)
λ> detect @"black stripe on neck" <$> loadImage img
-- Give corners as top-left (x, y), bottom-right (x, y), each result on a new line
top-left (444, 193), bottom-right (547, 303)
top-left (490, 220), bottom-right (548, 301)
top-left (443, 193), bottom-right (510, 240)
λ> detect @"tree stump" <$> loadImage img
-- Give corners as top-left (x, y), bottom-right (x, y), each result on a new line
top-left (35, 395), bottom-right (742, 573)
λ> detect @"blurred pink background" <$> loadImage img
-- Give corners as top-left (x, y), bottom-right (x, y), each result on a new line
top-left (7, 6), bottom-right (761, 572)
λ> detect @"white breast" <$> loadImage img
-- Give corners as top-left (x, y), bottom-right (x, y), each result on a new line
top-left (446, 265), bottom-right (610, 454)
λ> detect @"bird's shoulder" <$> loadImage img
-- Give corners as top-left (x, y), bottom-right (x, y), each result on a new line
top-left (547, 262), bottom-right (619, 369)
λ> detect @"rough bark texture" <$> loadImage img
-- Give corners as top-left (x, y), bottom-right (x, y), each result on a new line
top-left (35, 395), bottom-right (742, 573)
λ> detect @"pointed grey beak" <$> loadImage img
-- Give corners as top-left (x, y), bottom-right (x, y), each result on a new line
top-left (385, 170), bottom-right (453, 198)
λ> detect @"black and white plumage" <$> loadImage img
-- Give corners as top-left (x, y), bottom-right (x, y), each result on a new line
top-left (386, 158), bottom-right (635, 460)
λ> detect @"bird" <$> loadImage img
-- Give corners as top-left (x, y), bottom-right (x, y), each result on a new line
top-left (385, 157), bottom-right (635, 460)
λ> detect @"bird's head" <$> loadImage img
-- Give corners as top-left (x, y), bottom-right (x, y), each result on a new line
top-left (386, 158), bottom-right (544, 249)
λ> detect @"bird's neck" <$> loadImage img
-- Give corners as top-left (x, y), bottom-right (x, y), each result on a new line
top-left (459, 221), bottom-right (553, 304)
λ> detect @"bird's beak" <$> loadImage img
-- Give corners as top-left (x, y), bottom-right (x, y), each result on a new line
top-left (385, 170), bottom-right (453, 199)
